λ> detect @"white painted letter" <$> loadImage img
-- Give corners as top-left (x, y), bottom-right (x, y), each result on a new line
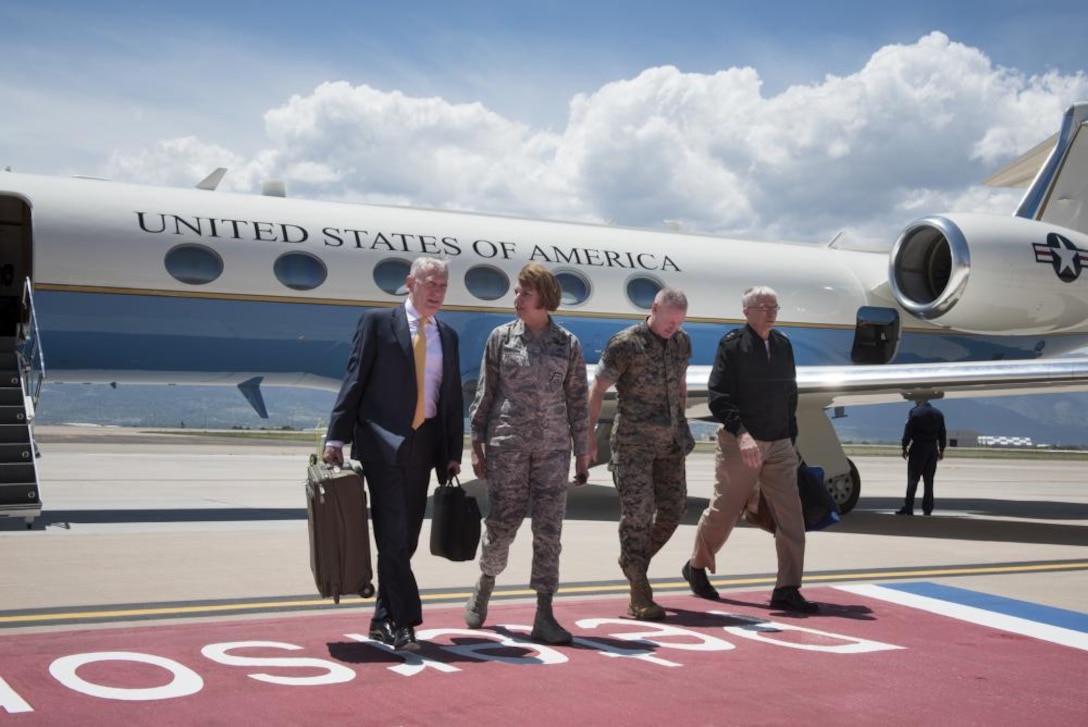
top-left (201, 641), bottom-right (356, 686)
top-left (570, 636), bottom-right (683, 668)
top-left (49, 652), bottom-right (203, 701)
top-left (712, 612), bottom-right (904, 654)
top-left (0, 676), bottom-right (33, 714)
top-left (442, 627), bottom-right (568, 666)
top-left (577, 618), bottom-right (736, 653)
top-left (343, 632), bottom-right (461, 677)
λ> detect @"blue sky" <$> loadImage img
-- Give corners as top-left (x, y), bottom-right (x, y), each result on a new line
top-left (3, 1), bottom-right (1088, 245)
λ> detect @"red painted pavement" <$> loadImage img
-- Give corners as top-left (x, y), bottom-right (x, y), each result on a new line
top-left (0, 588), bottom-right (1083, 725)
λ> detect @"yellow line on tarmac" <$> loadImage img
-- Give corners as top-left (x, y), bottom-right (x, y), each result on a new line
top-left (0, 599), bottom-right (332, 625)
top-left (2, 561), bottom-right (1085, 627)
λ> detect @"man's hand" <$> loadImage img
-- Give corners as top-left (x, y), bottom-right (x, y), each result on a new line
top-left (323, 444), bottom-right (344, 467)
top-left (448, 461), bottom-right (462, 478)
top-left (471, 448), bottom-right (487, 480)
top-left (738, 432), bottom-right (762, 469)
top-left (587, 438), bottom-right (598, 467)
top-left (573, 453), bottom-right (590, 487)
top-left (902, 449), bottom-right (909, 460)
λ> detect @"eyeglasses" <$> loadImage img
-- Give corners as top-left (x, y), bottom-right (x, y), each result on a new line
top-left (749, 305), bottom-right (780, 313)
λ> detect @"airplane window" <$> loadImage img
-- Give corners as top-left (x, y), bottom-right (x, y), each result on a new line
top-left (274, 252), bottom-right (327, 291)
top-left (556, 270), bottom-right (590, 306)
top-left (374, 259), bottom-right (412, 296)
top-left (464, 265), bottom-right (509, 301)
top-left (626, 275), bottom-right (662, 310)
top-left (164, 244), bottom-right (223, 285)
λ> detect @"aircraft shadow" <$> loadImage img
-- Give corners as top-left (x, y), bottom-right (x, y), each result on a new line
top-left (464, 483), bottom-right (1088, 546)
top-left (829, 498), bottom-right (1088, 546)
top-left (3, 507), bottom-right (307, 530)
top-left (4, 489), bottom-right (1084, 550)
top-left (856, 495), bottom-right (1088, 520)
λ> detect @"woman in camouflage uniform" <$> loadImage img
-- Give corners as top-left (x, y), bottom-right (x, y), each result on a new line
top-left (463, 262), bottom-right (590, 644)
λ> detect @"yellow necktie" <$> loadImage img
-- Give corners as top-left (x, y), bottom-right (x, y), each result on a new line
top-left (412, 317), bottom-right (429, 429)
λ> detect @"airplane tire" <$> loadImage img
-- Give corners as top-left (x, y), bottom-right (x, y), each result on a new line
top-left (838, 458), bottom-right (861, 515)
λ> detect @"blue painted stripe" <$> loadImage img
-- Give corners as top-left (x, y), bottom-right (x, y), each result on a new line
top-left (884, 581), bottom-right (1088, 633)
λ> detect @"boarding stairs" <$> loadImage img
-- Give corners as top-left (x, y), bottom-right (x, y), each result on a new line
top-left (0, 279), bottom-right (43, 528)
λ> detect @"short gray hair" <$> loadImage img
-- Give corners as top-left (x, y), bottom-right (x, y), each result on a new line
top-left (654, 287), bottom-right (688, 310)
top-left (410, 256), bottom-right (449, 279)
top-left (742, 285), bottom-right (777, 308)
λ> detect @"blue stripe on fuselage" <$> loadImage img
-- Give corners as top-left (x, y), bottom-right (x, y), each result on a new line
top-left (33, 290), bottom-right (1074, 388)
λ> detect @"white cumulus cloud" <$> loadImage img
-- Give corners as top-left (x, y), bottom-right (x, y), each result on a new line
top-left (103, 32), bottom-right (1088, 247)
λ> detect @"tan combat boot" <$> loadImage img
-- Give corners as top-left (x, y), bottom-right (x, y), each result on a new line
top-left (623, 563), bottom-right (666, 620)
top-left (530, 593), bottom-right (572, 645)
top-left (464, 574), bottom-right (495, 628)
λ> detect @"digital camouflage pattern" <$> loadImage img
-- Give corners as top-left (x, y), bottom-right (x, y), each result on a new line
top-left (478, 449), bottom-right (571, 594)
top-left (470, 317), bottom-right (589, 596)
top-left (470, 318), bottom-right (589, 456)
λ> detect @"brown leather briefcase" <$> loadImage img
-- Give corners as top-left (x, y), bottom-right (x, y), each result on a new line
top-left (305, 455), bottom-right (375, 603)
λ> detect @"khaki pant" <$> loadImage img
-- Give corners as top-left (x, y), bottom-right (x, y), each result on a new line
top-left (691, 431), bottom-right (805, 589)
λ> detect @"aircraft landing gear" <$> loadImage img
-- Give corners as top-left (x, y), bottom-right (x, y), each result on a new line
top-left (826, 458), bottom-right (861, 515)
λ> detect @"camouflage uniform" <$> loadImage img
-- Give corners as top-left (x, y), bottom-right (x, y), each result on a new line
top-left (470, 318), bottom-right (589, 595)
top-left (596, 322), bottom-right (692, 576)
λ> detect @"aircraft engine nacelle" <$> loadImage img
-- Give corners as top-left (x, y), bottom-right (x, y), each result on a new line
top-left (888, 213), bottom-right (1088, 334)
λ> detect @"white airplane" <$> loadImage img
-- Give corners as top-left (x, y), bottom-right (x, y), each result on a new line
top-left (2, 103), bottom-right (1087, 525)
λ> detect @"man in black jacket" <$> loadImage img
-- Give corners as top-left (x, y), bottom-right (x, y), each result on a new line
top-left (324, 256), bottom-right (464, 650)
top-left (681, 286), bottom-right (817, 613)
top-left (896, 400), bottom-right (947, 516)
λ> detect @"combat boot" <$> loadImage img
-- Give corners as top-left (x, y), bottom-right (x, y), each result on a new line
top-left (464, 574), bottom-right (495, 628)
top-left (530, 592), bottom-right (572, 645)
top-left (622, 563), bottom-right (666, 620)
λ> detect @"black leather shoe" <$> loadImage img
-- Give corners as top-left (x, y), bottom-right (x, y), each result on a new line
top-left (771, 586), bottom-right (819, 613)
top-left (393, 625), bottom-right (420, 651)
top-left (682, 561), bottom-right (720, 601)
top-left (368, 619), bottom-right (396, 646)
top-left (894, 507), bottom-right (913, 516)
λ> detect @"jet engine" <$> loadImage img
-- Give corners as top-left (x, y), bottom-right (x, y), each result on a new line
top-left (888, 213), bottom-right (1088, 334)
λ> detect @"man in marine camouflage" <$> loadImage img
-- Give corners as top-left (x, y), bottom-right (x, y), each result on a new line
top-left (588, 287), bottom-right (693, 620)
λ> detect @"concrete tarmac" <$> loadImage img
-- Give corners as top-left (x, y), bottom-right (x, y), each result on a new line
top-left (1, 426), bottom-right (1085, 625)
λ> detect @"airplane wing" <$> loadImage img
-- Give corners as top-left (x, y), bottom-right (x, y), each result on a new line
top-left (685, 356), bottom-right (1088, 415)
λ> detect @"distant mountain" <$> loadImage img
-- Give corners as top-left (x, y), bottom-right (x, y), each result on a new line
top-left (34, 383), bottom-right (335, 432)
top-left (33, 382), bottom-right (1088, 447)
top-left (828, 395), bottom-right (1088, 447)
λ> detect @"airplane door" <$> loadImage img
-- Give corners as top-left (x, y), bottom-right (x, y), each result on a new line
top-left (0, 195), bottom-right (31, 337)
top-left (850, 306), bottom-right (900, 364)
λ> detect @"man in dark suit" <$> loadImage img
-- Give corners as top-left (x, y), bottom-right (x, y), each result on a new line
top-left (896, 399), bottom-right (946, 516)
top-left (324, 256), bottom-right (463, 651)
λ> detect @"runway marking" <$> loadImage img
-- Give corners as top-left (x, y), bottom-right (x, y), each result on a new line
top-left (2, 559), bottom-right (1086, 629)
top-left (837, 583), bottom-right (1088, 651)
top-left (4, 589), bottom-right (1085, 725)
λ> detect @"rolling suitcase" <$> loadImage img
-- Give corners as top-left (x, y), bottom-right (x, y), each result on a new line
top-left (305, 454), bottom-right (375, 603)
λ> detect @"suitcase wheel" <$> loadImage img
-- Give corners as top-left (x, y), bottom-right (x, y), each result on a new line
top-left (360, 583), bottom-right (375, 598)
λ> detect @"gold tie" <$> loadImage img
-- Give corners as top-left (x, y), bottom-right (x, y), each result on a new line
top-left (412, 317), bottom-right (429, 429)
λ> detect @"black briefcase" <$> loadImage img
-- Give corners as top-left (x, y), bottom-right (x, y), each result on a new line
top-left (430, 476), bottom-right (481, 562)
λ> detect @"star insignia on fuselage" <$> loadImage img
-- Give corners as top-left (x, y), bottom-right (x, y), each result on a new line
top-left (1033, 232), bottom-right (1087, 282)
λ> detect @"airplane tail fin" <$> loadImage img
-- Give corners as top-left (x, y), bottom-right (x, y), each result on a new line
top-left (986, 102), bottom-right (1088, 235)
